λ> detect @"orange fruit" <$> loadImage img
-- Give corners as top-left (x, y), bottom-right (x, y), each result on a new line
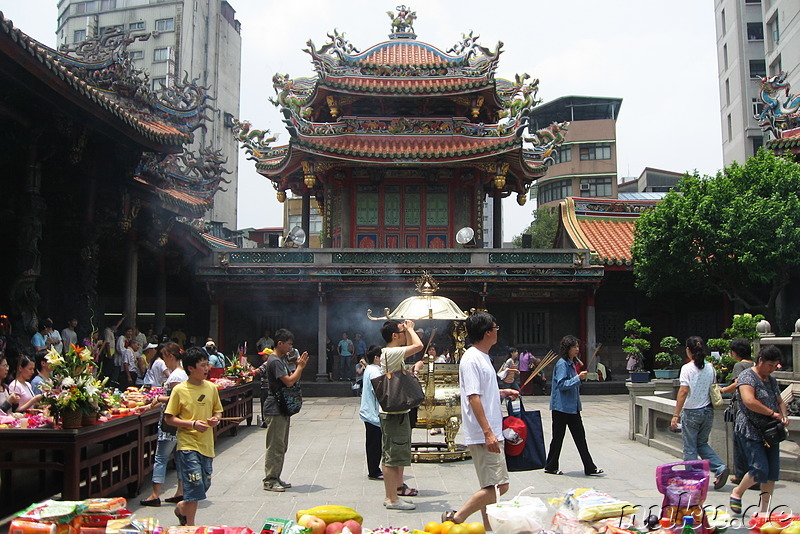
top-left (440, 521), bottom-right (455, 534)
top-left (465, 523), bottom-right (486, 534)
top-left (448, 525), bottom-right (468, 534)
top-left (424, 522), bottom-right (442, 534)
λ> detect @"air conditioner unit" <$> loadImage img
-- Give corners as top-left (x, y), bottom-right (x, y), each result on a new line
top-left (579, 183), bottom-right (591, 191)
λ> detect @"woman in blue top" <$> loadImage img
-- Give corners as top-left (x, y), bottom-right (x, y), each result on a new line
top-left (544, 335), bottom-right (603, 476)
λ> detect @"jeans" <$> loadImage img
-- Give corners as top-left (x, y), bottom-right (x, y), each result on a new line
top-left (339, 356), bottom-right (353, 380)
top-left (681, 405), bottom-right (726, 477)
top-left (152, 438), bottom-right (179, 485)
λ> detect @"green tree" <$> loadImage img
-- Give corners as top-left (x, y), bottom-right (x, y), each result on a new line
top-left (513, 205), bottom-right (559, 248)
top-left (631, 150), bottom-right (800, 325)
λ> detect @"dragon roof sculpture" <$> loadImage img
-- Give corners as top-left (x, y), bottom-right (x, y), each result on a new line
top-left (758, 71), bottom-right (800, 152)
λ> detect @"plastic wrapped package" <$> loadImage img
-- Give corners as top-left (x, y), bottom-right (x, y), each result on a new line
top-left (81, 498), bottom-right (127, 513)
top-left (551, 511), bottom-right (639, 534)
top-left (486, 486), bottom-right (548, 534)
top-left (8, 519), bottom-right (78, 534)
top-left (551, 488), bottom-right (639, 522)
top-left (17, 501), bottom-right (88, 524)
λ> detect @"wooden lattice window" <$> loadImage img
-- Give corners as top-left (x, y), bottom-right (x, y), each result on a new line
top-left (356, 192), bottom-right (379, 225)
top-left (426, 193), bottom-right (448, 226)
top-left (514, 311), bottom-right (549, 345)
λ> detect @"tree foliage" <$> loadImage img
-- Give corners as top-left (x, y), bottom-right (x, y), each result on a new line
top-left (631, 150), bottom-right (800, 323)
top-left (513, 205), bottom-right (559, 248)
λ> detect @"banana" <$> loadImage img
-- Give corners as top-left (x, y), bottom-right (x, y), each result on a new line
top-left (296, 505), bottom-right (363, 525)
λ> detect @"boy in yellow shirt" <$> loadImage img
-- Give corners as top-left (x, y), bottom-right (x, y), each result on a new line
top-left (165, 347), bottom-right (223, 526)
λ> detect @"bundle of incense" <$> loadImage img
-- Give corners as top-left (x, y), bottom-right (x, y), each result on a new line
top-left (216, 416), bottom-right (245, 421)
top-left (521, 350), bottom-right (557, 388)
top-left (586, 343), bottom-right (603, 369)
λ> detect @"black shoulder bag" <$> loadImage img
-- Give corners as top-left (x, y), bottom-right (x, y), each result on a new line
top-left (273, 360), bottom-right (302, 416)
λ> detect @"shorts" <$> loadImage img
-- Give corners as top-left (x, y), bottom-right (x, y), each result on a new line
top-left (176, 450), bottom-right (213, 502)
top-left (380, 412), bottom-right (412, 467)
top-left (468, 443), bottom-right (509, 489)
top-left (737, 433), bottom-right (780, 483)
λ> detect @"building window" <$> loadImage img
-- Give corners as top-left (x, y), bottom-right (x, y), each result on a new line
top-left (745, 0), bottom-right (760, 3)
top-left (769, 14), bottom-right (780, 46)
top-left (725, 79), bottom-right (730, 105)
top-left (538, 179), bottom-right (572, 204)
top-left (580, 177), bottom-right (613, 198)
top-left (752, 98), bottom-right (764, 118)
top-left (153, 47), bottom-right (169, 62)
top-left (152, 77), bottom-right (167, 91)
top-left (129, 21), bottom-right (145, 31)
top-left (555, 146), bottom-right (572, 164)
top-left (721, 9), bottom-right (726, 35)
top-left (749, 60), bottom-right (766, 78)
top-left (155, 18), bottom-right (175, 31)
top-left (74, 0), bottom-right (115, 13)
top-left (98, 25), bottom-right (123, 35)
top-left (723, 43), bottom-right (728, 70)
top-left (747, 22), bottom-right (764, 41)
top-left (73, 29), bottom-right (86, 42)
top-left (579, 143), bottom-right (611, 161)
top-left (752, 137), bottom-right (763, 156)
top-left (769, 55), bottom-right (782, 76)
top-left (514, 311), bottom-right (548, 345)
top-left (129, 50), bottom-right (144, 60)
top-left (727, 114), bottom-right (732, 142)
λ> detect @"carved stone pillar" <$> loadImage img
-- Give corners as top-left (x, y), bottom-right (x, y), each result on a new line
top-left (123, 239), bottom-right (139, 329)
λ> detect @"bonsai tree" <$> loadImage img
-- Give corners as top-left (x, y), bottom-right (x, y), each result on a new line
top-left (707, 338), bottom-right (730, 356)
top-left (623, 319), bottom-right (651, 372)
top-left (654, 336), bottom-right (682, 369)
top-left (724, 313), bottom-right (765, 341)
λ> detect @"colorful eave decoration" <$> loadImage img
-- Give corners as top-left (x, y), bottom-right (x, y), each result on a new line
top-left (756, 71), bottom-right (800, 150)
top-left (234, 6), bottom-right (569, 201)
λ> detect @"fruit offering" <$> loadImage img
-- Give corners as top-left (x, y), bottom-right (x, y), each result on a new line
top-left (296, 506), bottom-right (362, 525)
top-left (422, 521), bottom-right (485, 534)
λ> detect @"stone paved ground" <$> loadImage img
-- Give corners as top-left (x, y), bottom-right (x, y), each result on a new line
top-left (127, 396), bottom-right (800, 531)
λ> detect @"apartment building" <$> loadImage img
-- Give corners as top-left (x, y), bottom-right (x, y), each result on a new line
top-left (56, 0), bottom-right (242, 229)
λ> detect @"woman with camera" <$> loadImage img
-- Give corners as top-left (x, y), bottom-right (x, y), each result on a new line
top-left (729, 345), bottom-right (789, 514)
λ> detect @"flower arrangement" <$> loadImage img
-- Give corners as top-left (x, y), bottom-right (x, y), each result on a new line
top-left (40, 345), bottom-right (109, 418)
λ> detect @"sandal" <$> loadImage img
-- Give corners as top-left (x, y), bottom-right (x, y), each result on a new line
top-left (174, 507), bottom-right (188, 526)
top-left (544, 469), bottom-right (564, 475)
top-left (368, 474), bottom-right (384, 481)
top-left (397, 483), bottom-right (419, 497)
top-left (729, 494), bottom-right (742, 514)
top-left (586, 468), bottom-right (605, 476)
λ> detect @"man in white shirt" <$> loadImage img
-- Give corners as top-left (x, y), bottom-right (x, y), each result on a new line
top-left (379, 319), bottom-right (422, 510)
top-left (61, 318), bottom-right (78, 350)
top-left (443, 311), bottom-right (518, 529)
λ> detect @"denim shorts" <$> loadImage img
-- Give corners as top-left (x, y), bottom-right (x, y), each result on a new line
top-left (176, 450), bottom-right (213, 502)
top-left (737, 433), bottom-right (780, 483)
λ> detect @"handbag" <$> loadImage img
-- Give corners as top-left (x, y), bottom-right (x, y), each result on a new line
top-left (709, 383), bottom-right (724, 410)
top-left (274, 384), bottom-right (303, 416)
top-left (272, 360), bottom-right (302, 416)
top-left (370, 368), bottom-right (424, 413)
top-left (745, 409), bottom-right (787, 447)
top-left (503, 398), bottom-right (547, 472)
top-left (723, 390), bottom-right (738, 423)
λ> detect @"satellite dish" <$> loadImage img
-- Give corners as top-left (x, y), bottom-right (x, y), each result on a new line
top-left (455, 226), bottom-right (476, 247)
top-left (283, 226), bottom-right (307, 247)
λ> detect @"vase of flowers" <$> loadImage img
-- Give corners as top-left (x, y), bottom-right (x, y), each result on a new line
top-left (40, 345), bottom-right (108, 427)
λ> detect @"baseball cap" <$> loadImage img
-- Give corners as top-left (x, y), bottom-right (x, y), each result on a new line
top-left (145, 343), bottom-right (158, 350)
top-left (502, 416), bottom-right (527, 456)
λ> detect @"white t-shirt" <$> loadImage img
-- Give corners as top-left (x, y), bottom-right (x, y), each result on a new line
top-left (679, 360), bottom-right (716, 410)
top-left (379, 346), bottom-right (410, 414)
top-left (459, 346), bottom-right (503, 446)
top-left (144, 358), bottom-right (169, 386)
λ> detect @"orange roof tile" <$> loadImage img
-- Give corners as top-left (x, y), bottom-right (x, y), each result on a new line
top-left (356, 41), bottom-right (454, 67)
top-left (577, 219), bottom-right (636, 266)
top-left (297, 134), bottom-right (517, 160)
top-left (324, 75), bottom-right (487, 94)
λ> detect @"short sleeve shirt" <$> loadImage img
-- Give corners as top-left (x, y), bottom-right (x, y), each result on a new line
top-left (258, 354), bottom-right (289, 416)
top-left (338, 339), bottom-right (354, 357)
top-left (679, 361), bottom-right (716, 410)
top-left (735, 367), bottom-right (781, 441)
top-left (459, 346), bottom-right (503, 445)
top-left (165, 380), bottom-right (223, 457)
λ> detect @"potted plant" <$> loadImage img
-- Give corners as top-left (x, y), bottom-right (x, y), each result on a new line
top-left (623, 318), bottom-right (652, 383)
top-left (653, 336), bottom-right (682, 379)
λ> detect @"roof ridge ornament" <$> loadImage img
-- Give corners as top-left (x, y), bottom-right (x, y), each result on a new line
top-left (387, 5), bottom-right (417, 40)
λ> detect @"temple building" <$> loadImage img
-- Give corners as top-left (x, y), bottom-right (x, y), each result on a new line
top-left (0, 15), bottom-right (229, 345)
top-left (198, 8), bottom-right (610, 375)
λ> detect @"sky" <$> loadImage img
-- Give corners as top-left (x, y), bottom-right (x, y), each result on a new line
top-left (0, 1), bottom-right (724, 240)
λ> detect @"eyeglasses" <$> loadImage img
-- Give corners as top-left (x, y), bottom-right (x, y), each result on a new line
top-left (492, 325), bottom-right (500, 331)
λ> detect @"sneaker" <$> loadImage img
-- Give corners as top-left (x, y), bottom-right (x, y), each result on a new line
top-left (384, 498), bottom-right (415, 510)
top-left (278, 479), bottom-right (292, 489)
top-left (263, 480), bottom-right (286, 492)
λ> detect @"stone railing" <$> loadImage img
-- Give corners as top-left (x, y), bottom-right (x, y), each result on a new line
top-left (626, 382), bottom-right (800, 481)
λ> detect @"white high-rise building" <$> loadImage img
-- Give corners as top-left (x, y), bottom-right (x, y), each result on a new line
top-left (56, 0), bottom-right (242, 229)
top-left (714, 0), bottom-right (800, 166)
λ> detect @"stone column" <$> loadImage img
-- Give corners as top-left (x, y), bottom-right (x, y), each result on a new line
top-left (155, 253), bottom-right (167, 335)
top-left (317, 283), bottom-right (328, 380)
top-left (301, 190), bottom-right (311, 248)
top-left (492, 194), bottom-right (502, 248)
top-left (123, 239), bottom-right (138, 329)
top-left (585, 291), bottom-right (597, 372)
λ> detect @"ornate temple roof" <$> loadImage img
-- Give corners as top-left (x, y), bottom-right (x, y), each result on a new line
top-left (557, 197), bottom-right (659, 268)
top-left (0, 12), bottom-right (190, 149)
top-left (237, 7), bottom-right (566, 201)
